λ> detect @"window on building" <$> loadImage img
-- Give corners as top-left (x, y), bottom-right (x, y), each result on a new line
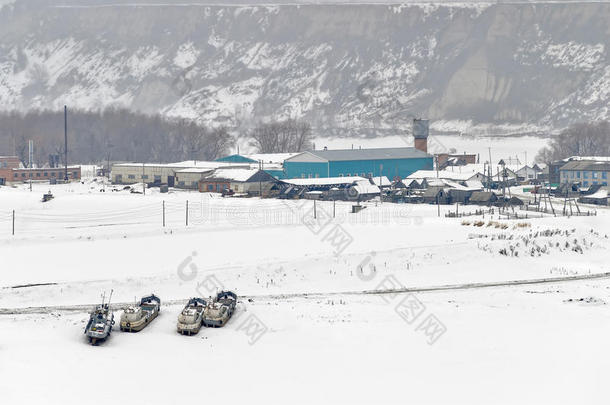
top-left (584, 171), bottom-right (589, 179)
top-left (13, 173), bottom-right (18, 178)
top-left (603, 172), bottom-right (608, 180)
top-left (154, 175), bottom-right (161, 182)
top-left (36, 173), bottom-right (40, 177)
top-left (192, 181), bottom-right (197, 187)
top-left (361, 173), bottom-right (366, 177)
top-left (51, 172), bottom-right (56, 177)
top-left (43, 172), bottom-right (48, 177)
top-left (73, 171), bottom-right (78, 177)
top-left (178, 181), bottom-right (185, 187)
top-left (21, 173), bottom-right (26, 178)
top-left (577, 172), bottom-right (581, 178)
top-left (142, 175), bottom-right (148, 180)
top-left (592, 171), bottom-right (598, 179)
top-left (346, 173), bottom-right (351, 177)
top-left (207, 184), bottom-right (213, 191)
top-left (583, 181), bottom-right (589, 187)
top-left (128, 174), bottom-right (135, 179)
top-left (338, 174), bottom-right (343, 177)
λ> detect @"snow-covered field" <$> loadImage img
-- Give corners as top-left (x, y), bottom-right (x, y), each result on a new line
top-left (1, 178), bottom-right (609, 404)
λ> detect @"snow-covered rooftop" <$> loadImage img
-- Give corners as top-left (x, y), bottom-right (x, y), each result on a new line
top-left (567, 156), bottom-right (610, 162)
top-left (246, 153), bottom-right (299, 164)
top-left (583, 189), bottom-right (608, 199)
top-left (408, 170), bottom-right (479, 181)
top-left (176, 167), bottom-right (216, 173)
top-left (204, 168), bottom-right (260, 182)
top-left (282, 176), bottom-right (366, 186)
top-left (114, 161), bottom-right (244, 169)
top-left (165, 160), bottom-right (241, 168)
top-left (352, 180), bottom-right (380, 195)
top-left (371, 176), bottom-right (391, 187)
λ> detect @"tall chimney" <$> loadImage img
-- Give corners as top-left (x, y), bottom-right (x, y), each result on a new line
top-left (413, 118), bottom-right (429, 153)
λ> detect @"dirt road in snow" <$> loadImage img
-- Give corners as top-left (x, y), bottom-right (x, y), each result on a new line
top-left (2, 271), bottom-right (609, 315)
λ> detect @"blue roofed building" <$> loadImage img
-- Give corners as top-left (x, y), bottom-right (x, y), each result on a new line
top-left (283, 147), bottom-right (433, 180)
top-left (215, 153), bottom-right (298, 179)
top-left (215, 154), bottom-right (258, 164)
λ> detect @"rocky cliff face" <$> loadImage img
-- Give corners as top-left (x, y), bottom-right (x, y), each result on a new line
top-left (0, 0), bottom-right (608, 135)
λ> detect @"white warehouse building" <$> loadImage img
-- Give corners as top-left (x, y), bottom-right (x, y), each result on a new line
top-left (111, 161), bottom-right (241, 187)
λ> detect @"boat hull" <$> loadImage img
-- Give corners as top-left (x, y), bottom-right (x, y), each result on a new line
top-left (120, 309), bottom-right (159, 332)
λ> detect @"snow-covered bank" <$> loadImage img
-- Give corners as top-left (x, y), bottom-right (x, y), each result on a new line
top-left (2, 281), bottom-right (609, 404)
top-left (1, 178), bottom-right (609, 404)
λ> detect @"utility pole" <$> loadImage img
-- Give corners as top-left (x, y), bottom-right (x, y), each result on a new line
top-left (162, 200), bottom-right (165, 227)
top-left (488, 147), bottom-right (492, 191)
top-left (64, 105), bottom-right (68, 182)
top-left (186, 200), bottom-right (189, 226)
top-left (435, 155), bottom-right (440, 217)
top-left (379, 164), bottom-right (383, 204)
top-left (259, 161), bottom-right (262, 198)
top-left (12, 210), bottom-right (15, 236)
top-left (314, 199), bottom-right (317, 219)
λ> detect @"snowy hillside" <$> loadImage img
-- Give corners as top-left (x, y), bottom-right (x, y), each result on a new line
top-left (0, 0), bottom-right (608, 135)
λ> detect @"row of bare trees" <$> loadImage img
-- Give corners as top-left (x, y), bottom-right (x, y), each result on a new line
top-left (536, 120), bottom-right (609, 163)
top-left (248, 119), bottom-right (313, 153)
top-left (0, 109), bottom-right (314, 166)
top-left (0, 109), bottom-right (234, 166)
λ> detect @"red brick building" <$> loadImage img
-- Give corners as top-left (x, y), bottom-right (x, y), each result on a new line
top-left (435, 153), bottom-right (478, 169)
top-left (0, 156), bottom-right (81, 185)
top-left (0, 156), bottom-right (20, 185)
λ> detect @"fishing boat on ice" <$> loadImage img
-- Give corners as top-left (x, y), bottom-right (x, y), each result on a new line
top-left (120, 294), bottom-right (161, 332)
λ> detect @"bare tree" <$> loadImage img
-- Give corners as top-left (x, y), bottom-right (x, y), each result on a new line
top-left (182, 121), bottom-right (206, 161)
top-left (249, 119), bottom-right (312, 153)
top-left (202, 126), bottom-right (234, 160)
top-left (536, 121), bottom-right (610, 163)
top-left (14, 135), bottom-right (28, 167)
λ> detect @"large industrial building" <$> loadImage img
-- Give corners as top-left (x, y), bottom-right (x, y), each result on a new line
top-left (111, 154), bottom-right (291, 187)
top-left (283, 147), bottom-right (433, 180)
top-left (282, 119), bottom-right (433, 179)
top-left (110, 161), bottom-right (240, 186)
top-left (0, 156), bottom-right (81, 185)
